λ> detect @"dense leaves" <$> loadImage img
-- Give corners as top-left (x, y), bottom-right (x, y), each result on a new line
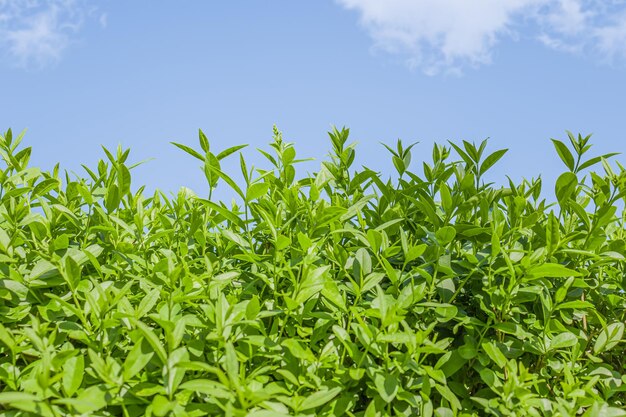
top-left (0, 126), bottom-right (625, 416)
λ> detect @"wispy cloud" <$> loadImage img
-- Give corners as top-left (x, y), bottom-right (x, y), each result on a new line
top-left (0, 0), bottom-right (103, 69)
top-left (99, 12), bottom-right (107, 29)
top-left (336, 0), bottom-right (626, 74)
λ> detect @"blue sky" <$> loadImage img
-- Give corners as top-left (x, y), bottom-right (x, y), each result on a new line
top-left (2, 1), bottom-right (626, 201)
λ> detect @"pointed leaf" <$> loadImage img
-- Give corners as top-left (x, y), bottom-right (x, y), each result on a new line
top-left (171, 142), bottom-right (204, 161)
top-left (551, 139), bottom-right (575, 171)
top-left (62, 354), bottom-right (84, 396)
top-left (479, 148), bottom-right (507, 176)
top-left (246, 182), bottom-right (270, 202)
top-left (129, 318), bottom-right (167, 365)
top-left (217, 144), bottom-right (248, 160)
top-left (299, 387), bottom-right (342, 411)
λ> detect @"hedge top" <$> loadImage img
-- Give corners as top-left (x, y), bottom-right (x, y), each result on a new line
top-left (0, 127), bottom-right (624, 416)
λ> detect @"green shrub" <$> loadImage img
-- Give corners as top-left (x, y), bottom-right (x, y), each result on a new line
top-left (0, 126), bottom-right (625, 416)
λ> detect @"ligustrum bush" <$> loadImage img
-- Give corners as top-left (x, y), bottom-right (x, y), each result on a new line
top-left (0, 126), bottom-right (625, 417)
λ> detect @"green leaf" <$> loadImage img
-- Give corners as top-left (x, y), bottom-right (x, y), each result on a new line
top-left (366, 229), bottom-right (382, 253)
top-left (578, 153), bottom-right (619, 171)
top-left (374, 372), bottom-right (398, 403)
top-left (438, 350), bottom-right (467, 377)
top-left (62, 255), bottom-right (81, 290)
top-left (27, 259), bottom-right (58, 282)
top-left (594, 322), bottom-right (624, 354)
top-left (217, 144), bottom-right (248, 160)
top-left (322, 279), bottom-right (346, 311)
top-left (458, 344), bottom-right (477, 360)
top-left (152, 395), bottom-right (175, 417)
top-left (203, 152), bottom-right (221, 188)
top-left (361, 272), bottom-right (385, 294)
top-left (123, 338), bottom-right (154, 381)
top-left (440, 183), bottom-right (452, 212)
top-left (62, 354), bottom-right (84, 396)
top-left (117, 164), bottom-right (132, 195)
top-left (246, 296), bottom-right (261, 320)
top-left (435, 384), bottom-right (461, 411)
top-left (436, 226), bottom-right (456, 245)
top-left (282, 339), bottom-right (317, 362)
top-left (546, 211), bottom-right (560, 253)
top-left (198, 129), bottom-right (210, 153)
top-left (0, 323), bottom-right (15, 352)
top-left (555, 172), bottom-right (578, 206)
top-left (247, 411), bottom-right (291, 417)
top-left (551, 139), bottom-right (575, 171)
top-left (549, 332), bottom-right (578, 350)
top-left (299, 387), bottom-right (342, 411)
top-left (556, 300), bottom-right (594, 310)
top-left (436, 301), bottom-right (458, 321)
top-left (282, 146), bottom-right (296, 164)
top-left (129, 318), bottom-right (167, 365)
top-left (0, 279), bottom-right (28, 300)
top-left (392, 155), bottom-right (405, 175)
top-left (0, 392), bottom-right (39, 404)
top-left (171, 142), bottom-right (204, 161)
top-left (205, 160), bottom-right (245, 200)
top-left (481, 341), bottom-right (507, 368)
top-left (222, 229), bottom-right (250, 249)
top-left (434, 407), bottom-right (455, 417)
top-left (246, 182), bottom-right (270, 202)
top-left (179, 379), bottom-right (233, 399)
top-left (71, 384), bottom-right (109, 413)
top-left (404, 244), bottom-right (426, 264)
top-left (448, 141), bottom-right (473, 166)
top-left (198, 199), bottom-right (247, 229)
top-left (526, 263), bottom-right (581, 279)
top-left (32, 178), bottom-right (60, 197)
top-left (354, 248), bottom-right (372, 276)
top-left (105, 183), bottom-right (120, 212)
top-left (479, 148), bottom-right (507, 176)
top-left (137, 288), bottom-right (160, 318)
top-left (223, 342), bottom-right (239, 384)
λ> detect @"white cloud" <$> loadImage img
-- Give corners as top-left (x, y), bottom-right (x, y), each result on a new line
top-left (538, 0), bottom-right (589, 35)
top-left (99, 12), bottom-right (107, 29)
top-left (0, 0), bottom-right (101, 68)
top-left (594, 15), bottom-right (626, 61)
top-left (336, 0), bottom-right (626, 74)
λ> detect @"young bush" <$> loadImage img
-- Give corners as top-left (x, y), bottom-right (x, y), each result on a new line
top-left (0, 127), bottom-right (625, 417)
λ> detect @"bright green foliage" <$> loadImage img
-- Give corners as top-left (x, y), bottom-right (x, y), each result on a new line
top-left (0, 126), bottom-right (625, 416)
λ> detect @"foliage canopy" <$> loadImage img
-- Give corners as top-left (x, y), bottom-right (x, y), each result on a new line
top-left (0, 127), bottom-right (625, 416)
